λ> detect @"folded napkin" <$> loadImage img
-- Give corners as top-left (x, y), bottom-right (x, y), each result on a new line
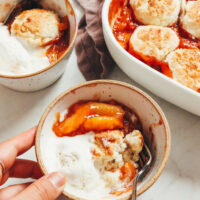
top-left (75, 0), bottom-right (115, 80)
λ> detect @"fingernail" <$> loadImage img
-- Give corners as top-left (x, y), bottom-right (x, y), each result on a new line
top-left (47, 172), bottom-right (66, 189)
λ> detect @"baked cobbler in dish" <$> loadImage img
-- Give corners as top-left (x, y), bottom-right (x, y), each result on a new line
top-left (109, 0), bottom-right (200, 93)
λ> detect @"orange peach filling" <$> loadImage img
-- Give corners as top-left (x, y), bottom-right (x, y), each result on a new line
top-left (53, 102), bottom-right (125, 137)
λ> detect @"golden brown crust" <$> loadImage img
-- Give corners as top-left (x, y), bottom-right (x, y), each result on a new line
top-left (166, 49), bottom-right (200, 91)
top-left (130, 26), bottom-right (179, 61)
top-left (181, 0), bottom-right (200, 39)
top-left (134, 0), bottom-right (175, 15)
top-left (11, 9), bottom-right (60, 46)
top-left (137, 27), bottom-right (172, 49)
top-left (186, 1), bottom-right (200, 23)
top-left (130, 0), bottom-right (181, 26)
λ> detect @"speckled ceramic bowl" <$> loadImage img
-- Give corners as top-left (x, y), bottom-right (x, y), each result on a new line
top-left (0, 0), bottom-right (77, 92)
top-left (35, 80), bottom-right (171, 199)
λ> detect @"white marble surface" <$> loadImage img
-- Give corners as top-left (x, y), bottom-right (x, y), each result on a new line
top-left (0, 1), bottom-right (200, 200)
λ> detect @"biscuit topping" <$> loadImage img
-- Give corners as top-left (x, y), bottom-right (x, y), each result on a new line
top-left (166, 49), bottom-right (200, 91)
top-left (11, 9), bottom-right (60, 46)
top-left (181, 0), bottom-right (200, 39)
top-left (129, 25), bottom-right (179, 61)
top-left (130, 0), bottom-right (181, 26)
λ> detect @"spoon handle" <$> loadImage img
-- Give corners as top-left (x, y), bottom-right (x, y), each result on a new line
top-left (130, 176), bottom-right (138, 200)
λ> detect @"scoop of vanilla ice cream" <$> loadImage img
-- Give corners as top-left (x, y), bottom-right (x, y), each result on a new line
top-left (11, 9), bottom-right (60, 47)
top-left (130, 0), bottom-right (181, 26)
top-left (0, 24), bottom-right (49, 75)
top-left (180, 0), bottom-right (200, 39)
top-left (129, 25), bottom-right (180, 61)
top-left (41, 133), bottom-right (111, 200)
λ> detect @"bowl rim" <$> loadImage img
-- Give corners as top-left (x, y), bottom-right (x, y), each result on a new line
top-left (101, 0), bottom-right (200, 98)
top-left (35, 80), bottom-right (171, 198)
top-left (0, 0), bottom-right (78, 79)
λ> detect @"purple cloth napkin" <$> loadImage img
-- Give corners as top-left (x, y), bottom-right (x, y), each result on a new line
top-left (75, 0), bottom-right (115, 80)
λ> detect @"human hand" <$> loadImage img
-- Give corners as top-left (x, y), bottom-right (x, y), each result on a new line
top-left (0, 127), bottom-right (66, 200)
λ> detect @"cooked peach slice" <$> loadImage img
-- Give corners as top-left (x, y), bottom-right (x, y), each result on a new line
top-left (53, 101), bottom-right (125, 136)
top-left (53, 107), bottom-right (90, 136)
top-left (120, 162), bottom-right (137, 182)
top-left (83, 116), bottom-right (123, 131)
top-left (88, 102), bottom-right (124, 116)
top-left (110, 163), bottom-right (137, 196)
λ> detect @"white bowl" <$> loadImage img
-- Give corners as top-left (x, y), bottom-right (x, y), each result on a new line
top-left (0, 0), bottom-right (77, 92)
top-left (102, 0), bottom-right (200, 116)
top-left (36, 80), bottom-right (171, 198)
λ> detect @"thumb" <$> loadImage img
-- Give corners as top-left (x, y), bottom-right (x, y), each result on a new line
top-left (14, 172), bottom-right (66, 200)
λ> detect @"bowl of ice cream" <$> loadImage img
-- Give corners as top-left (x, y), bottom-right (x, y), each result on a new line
top-left (102, 0), bottom-right (200, 116)
top-left (35, 80), bottom-right (171, 200)
top-left (0, 0), bottom-right (77, 92)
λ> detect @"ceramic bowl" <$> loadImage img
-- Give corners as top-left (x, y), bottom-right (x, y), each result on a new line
top-left (35, 80), bottom-right (171, 199)
top-left (102, 0), bottom-right (200, 116)
top-left (0, 0), bottom-right (77, 92)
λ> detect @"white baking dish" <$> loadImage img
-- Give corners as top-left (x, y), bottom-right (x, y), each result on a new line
top-left (102, 0), bottom-right (200, 116)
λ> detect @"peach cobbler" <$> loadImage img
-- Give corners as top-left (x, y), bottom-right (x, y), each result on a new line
top-left (109, 0), bottom-right (200, 93)
top-left (0, 0), bottom-right (69, 75)
top-left (46, 101), bottom-right (144, 200)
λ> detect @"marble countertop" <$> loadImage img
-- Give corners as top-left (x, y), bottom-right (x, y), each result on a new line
top-left (0, 1), bottom-right (200, 199)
